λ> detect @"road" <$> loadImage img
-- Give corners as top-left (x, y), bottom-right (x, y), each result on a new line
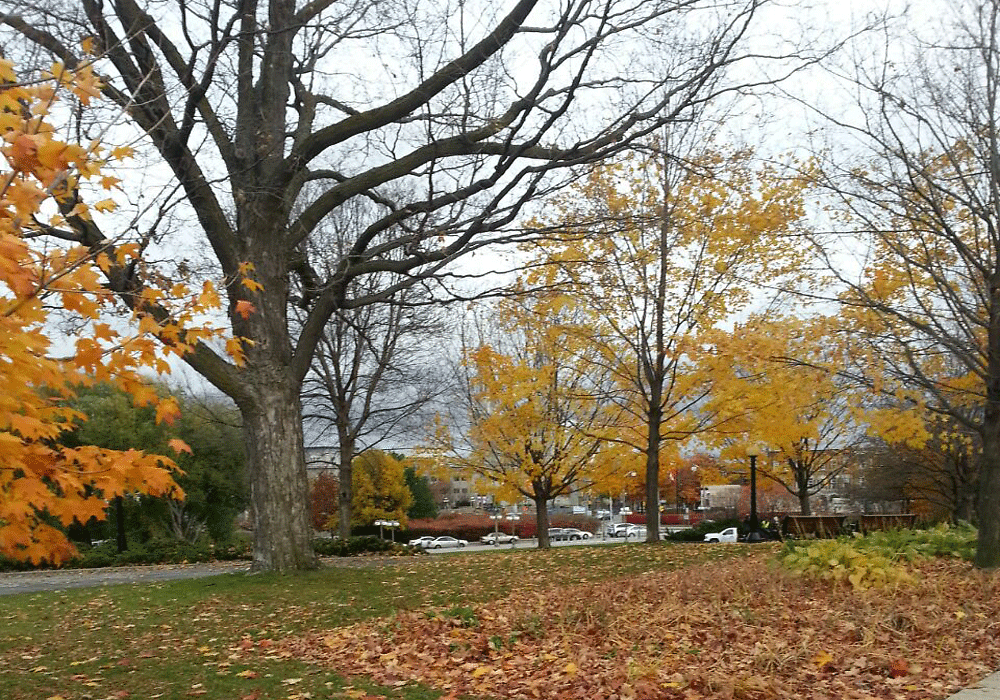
top-left (0, 534), bottom-right (653, 595)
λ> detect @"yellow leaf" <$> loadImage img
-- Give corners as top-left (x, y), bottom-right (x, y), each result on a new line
top-left (0, 58), bottom-right (16, 82)
top-left (564, 662), bottom-right (578, 675)
top-left (471, 666), bottom-right (491, 678)
top-left (813, 650), bottom-right (833, 667)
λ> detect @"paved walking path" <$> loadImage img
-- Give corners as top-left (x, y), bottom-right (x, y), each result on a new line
top-left (0, 560), bottom-right (250, 595)
top-left (949, 671), bottom-right (1000, 700)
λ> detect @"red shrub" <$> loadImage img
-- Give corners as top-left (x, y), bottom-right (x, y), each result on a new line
top-left (309, 473), bottom-right (339, 531)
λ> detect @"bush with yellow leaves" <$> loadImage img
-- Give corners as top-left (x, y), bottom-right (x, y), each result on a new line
top-left (780, 539), bottom-right (916, 590)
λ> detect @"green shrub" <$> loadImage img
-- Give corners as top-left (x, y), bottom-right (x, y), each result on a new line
top-left (666, 518), bottom-right (741, 542)
top-left (0, 537), bottom-right (255, 571)
top-left (858, 522), bottom-right (976, 561)
top-left (779, 525), bottom-right (976, 590)
top-left (780, 539), bottom-right (915, 590)
top-left (312, 535), bottom-right (412, 557)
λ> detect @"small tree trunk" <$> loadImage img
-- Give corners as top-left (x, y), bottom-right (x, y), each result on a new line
top-left (644, 399), bottom-right (662, 543)
top-left (337, 436), bottom-right (355, 539)
top-left (792, 460), bottom-right (812, 516)
top-left (798, 491), bottom-right (812, 516)
top-left (534, 496), bottom-right (550, 548)
top-left (242, 377), bottom-right (317, 572)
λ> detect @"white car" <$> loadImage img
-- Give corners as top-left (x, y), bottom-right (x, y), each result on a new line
top-left (408, 536), bottom-right (435, 547)
top-left (703, 527), bottom-right (739, 543)
top-left (622, 525), bottom-right (646, 539)
top-left (428, 536), bottom-right (468, 549)
top-left (481, 532), bottom-right (519, 545)
top-left (607, 523), bottom-right (634, 537)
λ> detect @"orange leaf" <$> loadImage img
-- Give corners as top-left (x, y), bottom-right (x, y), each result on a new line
top-left (155, 397), bottom-right (180, 425)
top-left (235, 300), bottom-right (256, 319)
top-left (889, 658), bottom-right (909, 678)
top-left (168, 438), bottom-right (192, 455)
top-left (10, 134), bottom-right (41, 172)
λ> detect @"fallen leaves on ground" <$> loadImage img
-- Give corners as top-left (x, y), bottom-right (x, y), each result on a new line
top-left (266, 553), bottom-right (1000, 700)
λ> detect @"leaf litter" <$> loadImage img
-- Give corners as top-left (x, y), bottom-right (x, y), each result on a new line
top-left (263, 552), bottom-right (1000, 700)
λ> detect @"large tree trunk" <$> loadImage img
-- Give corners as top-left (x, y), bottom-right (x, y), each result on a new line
top-left (242, 374), bottom-right (317, 572)
top-left (976, 301), bottom-right (1000, 568)
top-left (976, 412), bottom-right (1000, 568)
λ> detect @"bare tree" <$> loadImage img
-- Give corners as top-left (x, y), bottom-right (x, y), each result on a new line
top-left (297, 202), bottom-right (447, 537)
top-left (863, 420), bottom-right (980, 523)
top-left (2, 0), bottom-right (795, 570)
top-left (804, 0), bottom-right (1000, 567)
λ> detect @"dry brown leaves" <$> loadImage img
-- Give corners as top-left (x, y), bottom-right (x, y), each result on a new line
top-left (256, 553), bottom-right (1000, 700)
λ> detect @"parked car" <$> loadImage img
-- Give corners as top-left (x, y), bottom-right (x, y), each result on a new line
top-left (547, 528), bottom-right (570, 541)
top-left (703, 526), bottom-right (739, 543)
top-left (428, 536), bottom-right (468, 549)
top-left (408, 536), bottom-right (435, 547)
top-left (481, 532), bottom-right (518, 545)
top-left (622, 525), bottom-right (646, 539)
top-left (607, 523), bottom-right (637, 537)
top-left (561, 528), bottom-right (592, 540)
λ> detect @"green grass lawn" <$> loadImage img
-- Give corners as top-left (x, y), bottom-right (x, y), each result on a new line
top-left (2, 542), bottom-right (752, 700)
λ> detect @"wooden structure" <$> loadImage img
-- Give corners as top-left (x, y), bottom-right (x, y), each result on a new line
top-left (858, 514), bottom-right (917, 533)
top-left (782, 515), bottom-right (847, 539)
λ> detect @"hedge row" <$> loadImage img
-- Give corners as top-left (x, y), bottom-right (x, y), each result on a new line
top-left (0, 534), bottom-right (417, 571)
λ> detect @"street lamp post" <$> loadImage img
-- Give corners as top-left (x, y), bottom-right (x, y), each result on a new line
top-left (490, 514), bottom-right (502, 546)
top-left (505, 512), bottom-right (520, 540)
top-left (746, 446), bottom-right (764, 543)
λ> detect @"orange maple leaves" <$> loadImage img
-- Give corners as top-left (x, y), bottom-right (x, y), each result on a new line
top-left (0, 59), bottom-right (202, 564)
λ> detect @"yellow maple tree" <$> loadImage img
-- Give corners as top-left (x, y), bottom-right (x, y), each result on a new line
top-left (0, 59), bottom-right (209, 564)
top-left (436, 296), bottom-right (621, 547)
top-left (707, 313), bottom-right (878, 515)
top-left (521, 144), bottom-right (812, 536)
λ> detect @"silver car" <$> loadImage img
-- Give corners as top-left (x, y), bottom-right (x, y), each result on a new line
top-left (481, 532), bottom-right (519, 545)
top-left (428, 536), bottom-right (468, 549)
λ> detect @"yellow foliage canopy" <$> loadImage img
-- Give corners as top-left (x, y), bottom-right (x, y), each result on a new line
top-left (0, 61), bottom-right (202, 564)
